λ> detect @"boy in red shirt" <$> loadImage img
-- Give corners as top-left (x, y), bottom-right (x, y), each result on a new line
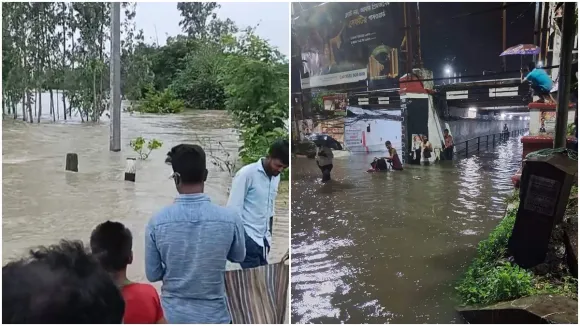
top-left (90, 221), bottom-right (166, 324)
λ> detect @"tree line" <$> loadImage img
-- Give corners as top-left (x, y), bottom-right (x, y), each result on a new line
top-left (2, 2), bottom-right (288, 167)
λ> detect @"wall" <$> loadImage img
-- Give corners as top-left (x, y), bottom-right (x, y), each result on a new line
top-left (444, 119), bottom-right (529, 142)
top-left (345, 110), bottom-right (402, 154)
top-left (427, 95), bottom-right (446, 162)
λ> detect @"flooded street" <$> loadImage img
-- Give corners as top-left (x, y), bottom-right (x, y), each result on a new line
top-left (291, 136), bottom-right (524, 323)
top-left (2, 108), bottom-right (289, 289)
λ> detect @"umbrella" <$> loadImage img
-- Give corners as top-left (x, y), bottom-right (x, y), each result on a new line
top-left (500, 44), bottom-right (540, 69)
top-left (307, 133), bottom-right (343, 150)
top-left (499, 44), bottom-right (540, 56)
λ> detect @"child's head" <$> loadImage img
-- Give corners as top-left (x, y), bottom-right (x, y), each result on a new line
top-left (90, 221), bottom-right (133, 273)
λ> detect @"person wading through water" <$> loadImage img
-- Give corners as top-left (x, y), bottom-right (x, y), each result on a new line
top-left (316, 144), bottom-right (334, 182)
top-left (443, 129), bottom-right (454, 160)
top-left (422, 135), bottom-right (433, 164)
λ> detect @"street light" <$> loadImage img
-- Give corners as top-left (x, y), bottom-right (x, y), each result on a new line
top-left (445, 65), bottom-right (452, 84)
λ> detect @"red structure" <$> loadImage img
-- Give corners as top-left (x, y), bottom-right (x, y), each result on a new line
top-left (511, 101), bottom-right (577, 188)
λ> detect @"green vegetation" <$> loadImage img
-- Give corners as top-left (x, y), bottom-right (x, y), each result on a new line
top-left (457, 192), bottom-right (578, 306)
top-left (129, 137), bottom-right (163, 160)
top-left (2, 2), bottom-right (288, 174)
top-left (567, 122), bottom-right (576, 136)
top-left (136, 87), bottom-right (184, 114)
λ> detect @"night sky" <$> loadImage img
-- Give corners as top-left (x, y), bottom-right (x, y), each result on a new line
top-left (291, 2), bottom-right (539, 90)
top-left (420, 2), bottom-right (536, 79)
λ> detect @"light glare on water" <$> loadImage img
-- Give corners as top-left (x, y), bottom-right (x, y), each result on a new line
top-left (291, 137), bottom-right (524, 323)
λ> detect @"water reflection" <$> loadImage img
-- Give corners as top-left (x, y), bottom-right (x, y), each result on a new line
top-left (291, 136), bottom-right (524, 323)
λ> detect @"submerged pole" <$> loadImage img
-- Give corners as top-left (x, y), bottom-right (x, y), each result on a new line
top-left (110, 2), bottom-right (121, 152)
top-left (553, 2), bottom-right (576, 148)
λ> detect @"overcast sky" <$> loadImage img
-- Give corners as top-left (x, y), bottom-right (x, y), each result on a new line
top-left (134, 2), bottom-right (289, 56)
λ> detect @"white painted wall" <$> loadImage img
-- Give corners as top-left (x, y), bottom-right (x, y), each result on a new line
top-left (345, 110), bottom-right (402, 154)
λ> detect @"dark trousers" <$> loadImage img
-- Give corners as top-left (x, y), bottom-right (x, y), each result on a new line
top-left (411, 149), bottom-right (421, 164)
top-left (318, 163), bottom-right (333, 182)
top-left (240, 233), bottom-right (270, 269)
top-left (443, 147), bottom-right (454, 160)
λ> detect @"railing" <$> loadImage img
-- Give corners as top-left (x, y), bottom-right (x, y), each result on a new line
top-left (454, 128), bottom-right (529, 158)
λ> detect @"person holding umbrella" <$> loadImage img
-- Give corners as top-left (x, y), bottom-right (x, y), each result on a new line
top-left (521, 62), bottom-right (555, 104)
top-left (316, 144), bottom-right (334, 182)
top-left (308, 134), bottom-right (341, 182)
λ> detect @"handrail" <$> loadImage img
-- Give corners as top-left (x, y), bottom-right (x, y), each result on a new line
top-left (454, 128), bottom-right (529, 159)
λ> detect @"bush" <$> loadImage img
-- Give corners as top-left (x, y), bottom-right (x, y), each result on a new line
top-left (457, 201), bottom-right (578, 306)
top-left (136, 86), bottom-right (184, 114)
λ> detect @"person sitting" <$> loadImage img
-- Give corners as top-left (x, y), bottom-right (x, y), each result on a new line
top-left (91, 221), bottom-right (166, 324)
top-left (521, 62), bottom-right (555, 103)
top-left (2, 240), bottom-right (125, 324)
top-left (382, 141), bottom-right (403, 171)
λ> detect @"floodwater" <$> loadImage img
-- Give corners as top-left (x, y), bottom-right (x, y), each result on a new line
top-left (291, 136), bottom-right (524, 323)
top-left (2, 104), bottom-right (289, 289)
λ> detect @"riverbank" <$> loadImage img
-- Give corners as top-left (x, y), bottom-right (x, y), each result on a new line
top-left (456, 186), bottom-right (578, 322)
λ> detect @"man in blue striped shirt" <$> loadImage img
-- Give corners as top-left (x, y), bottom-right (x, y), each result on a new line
top-left (227, 139), bottom-right (289, 268)
top-left (145, 144), bottom-right (246, 324)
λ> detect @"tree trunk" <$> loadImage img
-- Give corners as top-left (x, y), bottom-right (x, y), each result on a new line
top-left (49, 89), bottom-right (55, 122)
top-left (12, 102), bottom-right (17, 120)
top-left (22, 91), bottom-right (27, 122)
top-left (27, 92), bottom-right (33, 123)
top-left (63, 91), bottom-right (67, 120)
top-left (93, 71), bottom-right (97, 122)
top-left (62, 8), bottom-right (67, 121)
top-left (37, 88), bottom-right (42, 123)
top-left (56, 90), bottom-right (60, 120)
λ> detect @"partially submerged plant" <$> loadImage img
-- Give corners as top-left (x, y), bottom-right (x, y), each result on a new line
top-left (130, 136), bottom-right (163, 160)
top-left (194, 134), bottom-right (237, 177)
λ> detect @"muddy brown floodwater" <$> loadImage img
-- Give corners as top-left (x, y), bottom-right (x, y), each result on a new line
top-left (2, 109), bottom-right (289, 292)
top-left (291, 136), bottom-right (525, 323)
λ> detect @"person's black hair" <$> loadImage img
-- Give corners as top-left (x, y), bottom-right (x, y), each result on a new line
top-left (268, 139), bottom-right (289, 166)
top-left (385, 140), bottom-right (392, 146)
top-left (527, 62), bottom-right (536, 71)
top-left (90, 221), bottom-right (132, 272)
top-left (165, 144), bottom-right (208, 184)
top-left (444, 128), bottom-right (449, 133)
top-left (2, 240), bottom-right (125, 324)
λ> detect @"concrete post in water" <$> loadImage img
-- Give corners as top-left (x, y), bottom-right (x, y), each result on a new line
top-left (553, 2), bottom-right (575, 149)
top-left (124, 158), bottom-right (137, 182)
top-left (65, 153), bottom-right (78, 172)
top-left (109, 2), bottom-right (121, 152)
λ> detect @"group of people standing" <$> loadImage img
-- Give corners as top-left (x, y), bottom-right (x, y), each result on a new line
top-left (3, 140), bottom-right (289, 324)
top-left (313, 128), bottom-right (456, 181)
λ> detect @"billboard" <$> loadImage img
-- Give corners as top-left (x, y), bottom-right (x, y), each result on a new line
top-left (294, 2), bottom-right (405, 89)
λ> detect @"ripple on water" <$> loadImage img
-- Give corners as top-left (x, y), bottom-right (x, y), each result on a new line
top-left (2, 110), bottom-right (288, 296)
top-left (291, 136), bottom-right (525, 323)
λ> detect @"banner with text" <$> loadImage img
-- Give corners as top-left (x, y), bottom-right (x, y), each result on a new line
top-left (295, 2), bottom-right (404, 89)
